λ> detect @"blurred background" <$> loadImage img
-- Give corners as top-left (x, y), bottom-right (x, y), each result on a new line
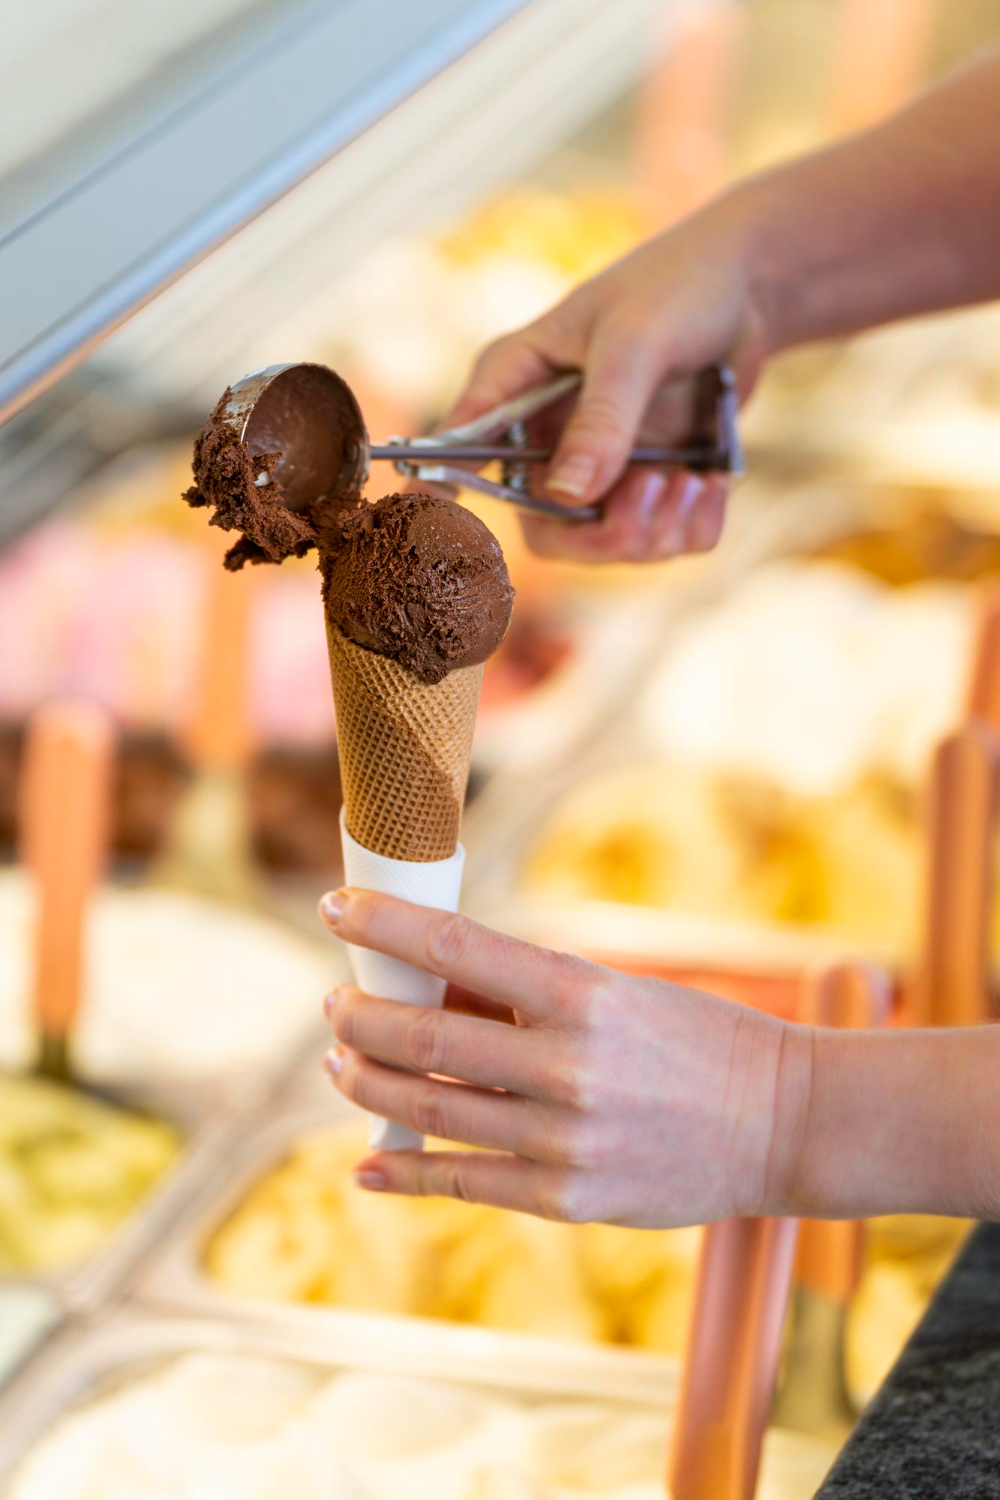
top-left (2, 1), bottom-right (1000, 1495)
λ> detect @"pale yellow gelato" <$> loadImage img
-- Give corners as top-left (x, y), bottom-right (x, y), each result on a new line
top-left (0, 1075), bottom-right (179, 1273)
top-left (205, 1124), bottom-right (703, 1353)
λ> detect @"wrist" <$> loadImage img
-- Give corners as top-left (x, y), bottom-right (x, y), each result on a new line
top-left (685, 176), bottom-right (787, 361)
top-left (781, 1024), bottom-right (1000, 1222)
top-left (753, 1018), bottom-right (815, 1218)
top-left (725, 171), bottom-right (810, 358)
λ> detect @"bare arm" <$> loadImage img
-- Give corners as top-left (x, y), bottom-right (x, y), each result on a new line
top-left (746, 45), bottom-right (1000, 351)
top-left (446, 46), bottom-right (1000, 562)
top-left (319, 890), bottom-right (1000, 1226)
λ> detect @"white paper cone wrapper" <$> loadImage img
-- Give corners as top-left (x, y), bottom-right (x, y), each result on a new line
top-left (339, 809), bottom-right (465, 1151)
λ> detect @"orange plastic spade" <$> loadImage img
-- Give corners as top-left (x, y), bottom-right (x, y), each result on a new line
top-left (913, 724), bottom-right (998, 1027)
top-left (153, 537), bottom-right (258, 905)
top-left (667, 1214), bottom-right (799, 1499)
top-left (18, 699), bottom-right (114, 1081)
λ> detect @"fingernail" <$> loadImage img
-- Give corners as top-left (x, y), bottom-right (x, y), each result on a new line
top-left (355, 1168), bottom-right (388, 1191)
top-left (318, 890), bottom-right (348, 927)
top-left (637, 471), bottom-right (667, 520)
top-left (547, 453), bottom-right (596, 499)
top-left (323, 983), bottom-right (352, 1020)
top-left (676, 473), bottom-right (702, 518)
top-left (323, 1046), bottom-right (344, 1077)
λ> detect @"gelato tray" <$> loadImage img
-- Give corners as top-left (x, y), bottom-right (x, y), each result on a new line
top-left (0, 869), bottom-right (341, 1110)
top-left (0, 1312), bottom-right (838, 1498)
top-left (0, 1072), bottom-right (241, 1315)
top-left (0, 1289), bottom-right (59, 1393)
top-left (139, 1104), bottom-right (707, 1383)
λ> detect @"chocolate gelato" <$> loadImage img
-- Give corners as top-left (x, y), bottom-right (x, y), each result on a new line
top-left (185, 371), bottom-right (512, 683)
top-left (322, 493), bottom-right (513, 685)
top-left (184, 368), bottom-right (514, 859)
top-left (184, 365), bottom-right (366, 571)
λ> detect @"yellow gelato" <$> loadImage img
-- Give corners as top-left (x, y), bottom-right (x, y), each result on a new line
top-left (522, 761), bottom-right (920, 954)
top-left (845, 1215), bottom-right (971, 1407)
top-left (205, 1124), bottom-right (703, 1352)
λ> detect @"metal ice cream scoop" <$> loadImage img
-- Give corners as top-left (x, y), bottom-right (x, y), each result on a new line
top-left (221, 360), bottom-right (742, 523)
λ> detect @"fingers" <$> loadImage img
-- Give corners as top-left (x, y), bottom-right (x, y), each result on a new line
top-left (327, 1046), bottom-right (568, 1163)
top-left (523, 468), bottom-right (664, 563)
top-left (327, 986), bottom-right (549, 1095)
top-left (688, 475), bottom-right (728, 552)
top-left (645, 471), bottom-right (728, 557)
top-left (351, 1147), bottom-right (586, 1222)
top-left (521, 469), bottom-right (728, 564)
top-left (319, 890), bottom-right (595, 1021)
top-left (545, 319), bottom-right (660, 506)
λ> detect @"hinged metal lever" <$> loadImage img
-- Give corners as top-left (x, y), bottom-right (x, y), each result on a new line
top-left (375, 363), bottom-right (742, 520)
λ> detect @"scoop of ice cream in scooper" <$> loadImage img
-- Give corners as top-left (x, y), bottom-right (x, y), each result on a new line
top-left (185, 365), bottom-right (514, 1149)
top-left (185, 363), bottom-right (371, 571)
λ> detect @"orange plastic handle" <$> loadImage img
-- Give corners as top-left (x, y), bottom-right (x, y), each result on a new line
top-left (186, 540), bottom-right (254, 771)
top-left (18, 700), bottom-right (114, 1042)
top-left (667, 1215), bottom-right (799, 1500)
top-left (913, 724), bottom-right (998, 1027)
top-left (795, 962), bottom-right (889, 1304)
top-left (633, 2), bottom-right (747, 229)
top-left (966, 586), bottom-right (1000, 729)
top-left (827, 0), bottom-right (937, 134)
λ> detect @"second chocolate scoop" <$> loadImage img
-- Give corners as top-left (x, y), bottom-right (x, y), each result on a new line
top-left (323, 493), bottom-right (514, 685)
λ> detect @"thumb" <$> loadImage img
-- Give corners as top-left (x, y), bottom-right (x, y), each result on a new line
top-left (545, 322), bottom-right (661, 505)
top-left (441, 333), bottom-right (554, 431)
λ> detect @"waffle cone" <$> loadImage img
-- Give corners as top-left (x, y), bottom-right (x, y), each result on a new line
top-left (326, 623), bottom-right (483, 861)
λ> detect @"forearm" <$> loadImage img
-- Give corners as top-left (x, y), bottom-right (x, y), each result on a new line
top-left (726, 47), bottom-right (1000, 352)
top-left (780, 1023), bottom-right (1000, 1221)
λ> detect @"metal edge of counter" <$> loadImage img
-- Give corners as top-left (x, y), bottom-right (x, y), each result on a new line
top-left (0, 0), bottom-right (531, 425)
top-left (0, 0), bottom-right (678, 546)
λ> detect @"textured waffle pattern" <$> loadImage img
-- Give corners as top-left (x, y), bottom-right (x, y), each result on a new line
top-left (326, 624), bottom-right (483, 861)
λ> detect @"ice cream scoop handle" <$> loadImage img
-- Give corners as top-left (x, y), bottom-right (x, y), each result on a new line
top-left (668, 1216), bottom-right (799, 1500)
top-left (19, 701), bottom-right (114, 1051)
top-left (339, 812), bottom-right (466, 1151)
top-left (188, 553), bottom-right (253, 770)
top-left (915, 724), bottom-right (998, 1026)
top-left (412, 463), bottom-right (602, 521)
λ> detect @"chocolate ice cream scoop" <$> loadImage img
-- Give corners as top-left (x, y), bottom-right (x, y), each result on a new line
top-left (323, 493), bottom-right (514, 685)
top-left (185, 364), bottom-right (367, 571)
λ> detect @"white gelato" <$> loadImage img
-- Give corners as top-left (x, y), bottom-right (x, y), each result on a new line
top-left (7, 1354), bottom-right (838, 1500)
top-left (0, 871), bottom-right (332, 1086)
top-left (641, 562), bottom-right (972, 797)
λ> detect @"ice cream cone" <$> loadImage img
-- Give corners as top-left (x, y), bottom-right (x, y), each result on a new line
top-left (184, 377), bottom-right (511, 1156)
top-left (326, 621), bottom-right (483, 863)
top-left (325, 620), bottom-right (484, 1152)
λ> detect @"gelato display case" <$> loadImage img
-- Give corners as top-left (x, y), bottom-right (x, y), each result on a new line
top-left (6, 0), bottom-right (1000, 1495)
top-left (0, 1312), bottom-right (843, 1499)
